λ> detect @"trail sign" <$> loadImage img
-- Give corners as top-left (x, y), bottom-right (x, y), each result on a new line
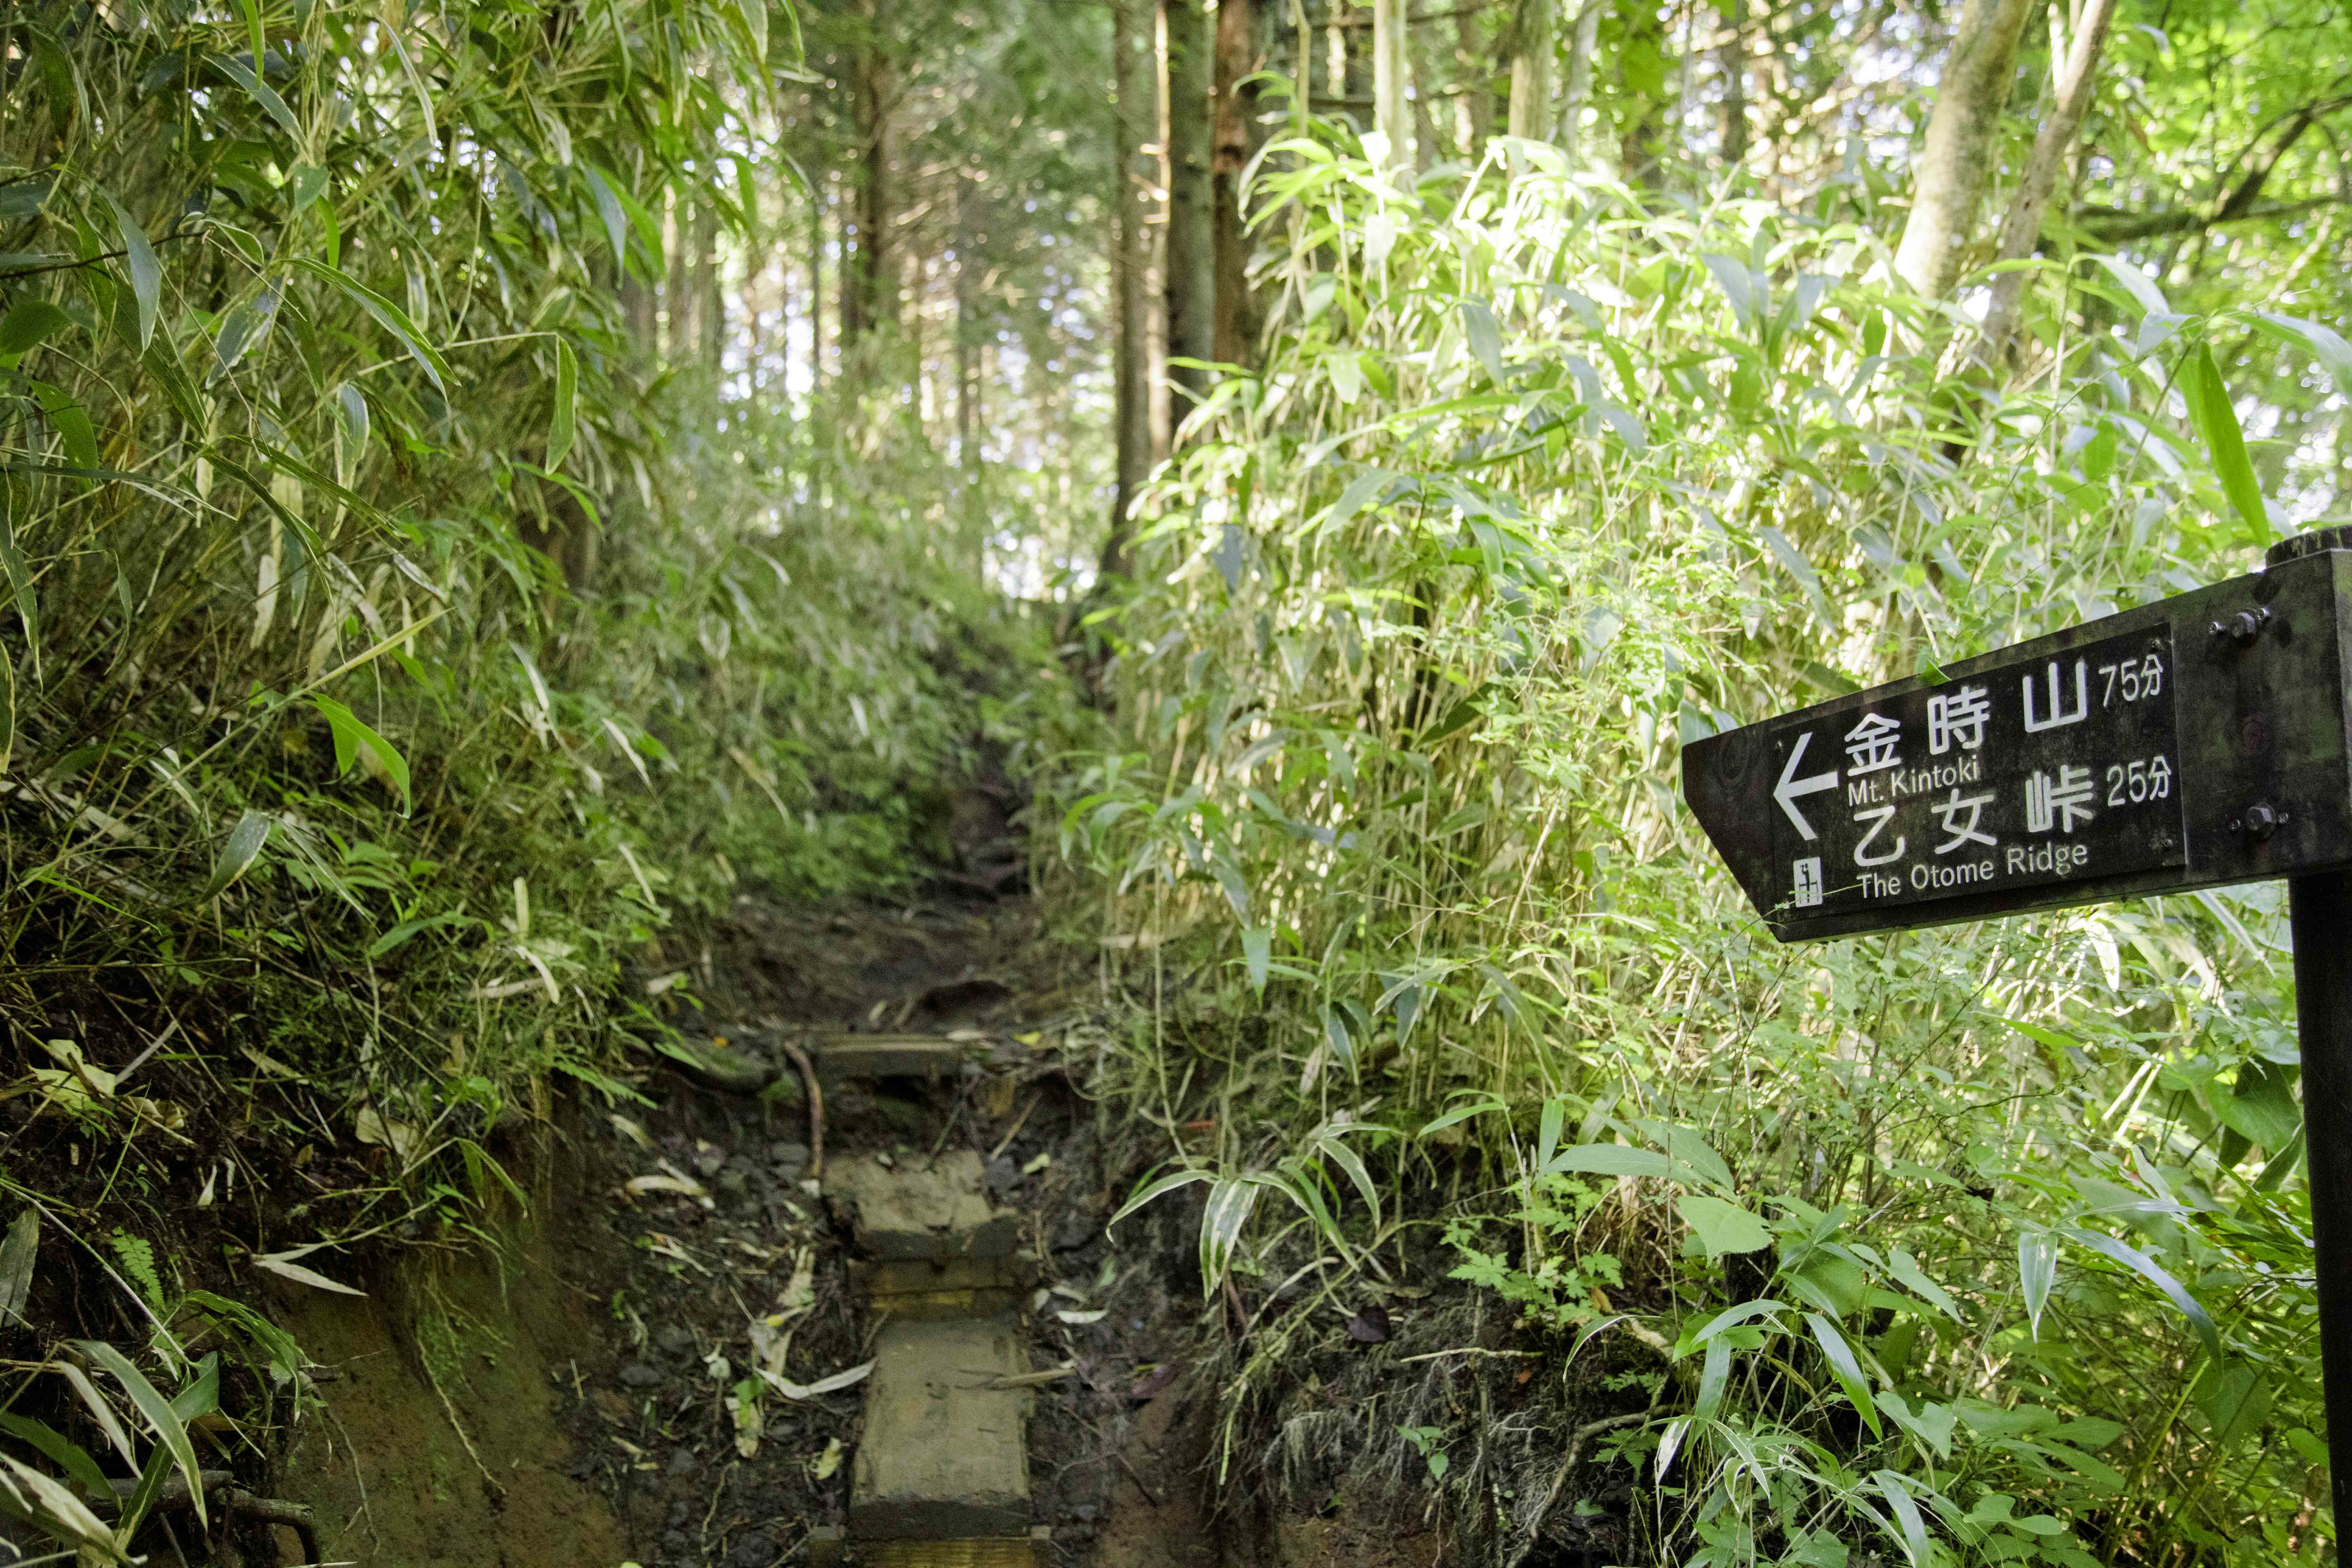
top-left (1684, 526), bottom-right (2352, 1526)
top-left (1687, 533), bottom-right (2352, 939)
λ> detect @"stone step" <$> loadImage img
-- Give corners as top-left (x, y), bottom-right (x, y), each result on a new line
top-left (852, 1256), bottom-right (1030, 1322)
top-left (850, 1317), bottom-right (1034, 1541)
top-left (810, 1032), bottom-right (983, 1083)
top-left (826, 1150), bottom-right (1021, 1263)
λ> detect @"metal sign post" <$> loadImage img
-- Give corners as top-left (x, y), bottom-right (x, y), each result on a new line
top-left (1683, 525), bottom-right (2352, 1522)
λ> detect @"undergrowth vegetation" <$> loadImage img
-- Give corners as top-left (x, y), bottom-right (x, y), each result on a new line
top-left (1077, 130), bottom-right (2345, 1565)
top-left (0, 3), bottom-right (1066, 1555)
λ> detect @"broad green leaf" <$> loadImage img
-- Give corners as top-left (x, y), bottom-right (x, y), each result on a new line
top-left (310, 696), bottom-right (413, 813)
top-left (1320, 1004), bottom-right (1357, 1072)
top-left (1870, 1469), bottom-right (1932, 1567)
top-left (75, 1339), bottom-right (206, 1527)
top-left (1803, 1313), bottom-right (1883, 1437)
top-left (548, 338), bottom-right (579, 470)
top-left (1692, 1338), bottom-right (1731, 1422)
top-left (1108, 1167), bottom-right (1214, 1233)
top-left (2089, 254), bottom-right (2169, 317)
top-left (2019, 1231), bottom-right (2058, 1340)
top-left (104, 194), bottom-right (160, 349)
top-left (1199, 1176), bottom-right (1260, 1296)
top-left (1677, 1194), bottom-right (1773, 1257)
top-left (583, 166), bottom-right (631, 263)
top-left (30, 382), bottom-right (97, 469)
top-left (1242, 925), bottom-right (1269, 995)
top-left (2184, 344), bottom-right (2269, 544)
top-left (1887, 1248), bottom-right (1962, 1321)
top-left (0, 298), bottom-right (73, 357)
top-left (1536, 1098), bottom-right (1565, 1174)
top-left (196, 810), bottom-right (273, 902)
top-left (1460, 299), bottom-right (1504, 384)
top-left (0, 1413), bottom-right (106, 1494)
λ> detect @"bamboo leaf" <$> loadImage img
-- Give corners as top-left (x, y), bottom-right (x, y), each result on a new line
top-left (0, 1209), bottom-right (36, 1326)
top-left (549, 338), bottom-right (578, 470)
top-left (104, 194), bottom-right (160, 349)
top-left (310, 696), bottom-right (413, 813)
top-left (0, 298), bottom-right (73, 357)
top-left (2184, 344), bottom-right (2269, 544)
top-left (196, 810), bottom-right (273, 903)
top-left (74, 1340), bottom-right (206, 1527)
top-left (289, 257), bottom-right (451, 393)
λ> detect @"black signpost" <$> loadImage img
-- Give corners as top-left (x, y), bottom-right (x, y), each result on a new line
top-left (1684, 524), bottom-right (2352, 1523)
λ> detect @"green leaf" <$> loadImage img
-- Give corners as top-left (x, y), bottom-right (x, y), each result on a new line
top-left (1108, 1167), bottom-right (1214, 1234)
top-left (289, 257), bottom-right (452, 393)
top-left (74, 1340), bottom-right (206, 1527)
top-left (104, 194), bottom-right (160, 350)
top-left (1803, 1313), bottom-right (1882, 1437)
top-left (1886, 1248), bottom-right (1962, 1321)
top-left (2019, 1231), bottom-right (2058, 1341)
top-left (0, 1414), bottom-right (107, 1494)
top-left (30, 382), bottom-right (98, 469)
top-left (1460, 300), bottom-right (1504, 383)
top-left (1199, 1176), bottom-right (1260, 1296)
top-left (2064, 1226), bottom-right (2222, 1358)
top-left (211, 51), bottom-right (302, 140)
top-left (1536, 1098), bottom-right (1565, 1174)
top-left (1542, 1143), bottom-right (1718, 1186)
top-left (1677, 1194), bottom-right (1773, 1257)
top-left (310, 696), bottom-right (413, 813)
top-left (1320, 1004), bottom-right (1357, 1073)
top-left (196, 810), bottom-right (273, 903)
top-left (1242, 926), bottom-right (1270, 995)
top-left (548, 338), bottom-right (578, 470)
top-left (1870, 1470), bottom-right (1932, 1567)
top-left (583, 166), bottom-right (631, 264)
top-left (2184, 344), bottom-right (2269, 544)
top-left (0, 298), bottom-right (73, 357)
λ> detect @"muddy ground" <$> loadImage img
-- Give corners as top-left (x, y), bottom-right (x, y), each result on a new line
top-left (263, 892), bottom-right (1449, 1568)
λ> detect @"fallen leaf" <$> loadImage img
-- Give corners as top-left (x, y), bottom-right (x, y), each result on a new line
top-left (1055, 1309), bottom-right (1107, 1326)
top-left (624, 1174), bottom-right (707, 1199)
top-left (758, 1359), bottom-right (876, 1401)
top-left (812, 1437), bottom-right (842, 1480)
top-left (252, 1254), bottom-right (366, 1296)
top-left (1022, 1151), bottom-right (1052, 1176)
top-left (353, 1107), bottom-right (418, 1160)
top-left (609, 1114), bottom-right (651, 1148)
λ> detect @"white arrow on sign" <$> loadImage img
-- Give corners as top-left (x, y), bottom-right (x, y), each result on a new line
top-left (1774, 731), bottom-right (1840, 841)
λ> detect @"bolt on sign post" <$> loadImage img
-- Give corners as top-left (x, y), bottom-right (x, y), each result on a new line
top-left (1683, 524), bottom-right (2352, 1522)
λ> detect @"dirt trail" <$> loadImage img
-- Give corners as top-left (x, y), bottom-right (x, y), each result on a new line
top-left (264, 893), bottom-right (1404, 1568)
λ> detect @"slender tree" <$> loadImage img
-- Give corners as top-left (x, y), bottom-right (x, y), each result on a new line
top-left (1373, 0), bottom-right (1413, 161)
top-left (847, 0), bottom-right (897, 341)
top-left (1214, 0), bottom-right (1267, 362)
top-left (1164, 0), bottom-right (1217, 428)
top-left (1507, 0), bottom-right (1553, 142)
top-left (1970, 0), bottom-right (2121, 362)
top-left (1617, 0), bottom-right (1673, 184)
top-left (1892, 0), bottom-right (2038, 296)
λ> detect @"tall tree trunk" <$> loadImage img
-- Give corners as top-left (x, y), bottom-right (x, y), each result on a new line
top-left (1507, 0), bottom-right (1552, 142)
top-left (1372, 0), bottom-right (1411, 162)
top-left (1559, 0), bottom-right (1598, 152)
top-left (1163, 0), bottom-right (1216, 431)
top-left (1456, 2), bottom-right (1493, 153)
top-left (1617, 0), bottom-right (1672, 186)
top-left (1970, 0), bottom-right (2119, 364)
top-left (1891, 0), bottom-right (2037, 297)
top-left (848, 0), bottom-right (895, 342)
top-left (1111, 0), bottom-right (1155, 561)
top-left (1213, 0), bottom-right (1266, 362)
top-left (694, 196), bottom-right (721, 374)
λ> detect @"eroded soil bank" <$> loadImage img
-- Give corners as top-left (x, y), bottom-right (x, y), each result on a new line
top-left (260, 894), bottom-right (1441, 1568)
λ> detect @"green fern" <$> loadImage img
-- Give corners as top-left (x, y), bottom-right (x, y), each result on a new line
top-left (108, 1231), bottom-right (166, 1314)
